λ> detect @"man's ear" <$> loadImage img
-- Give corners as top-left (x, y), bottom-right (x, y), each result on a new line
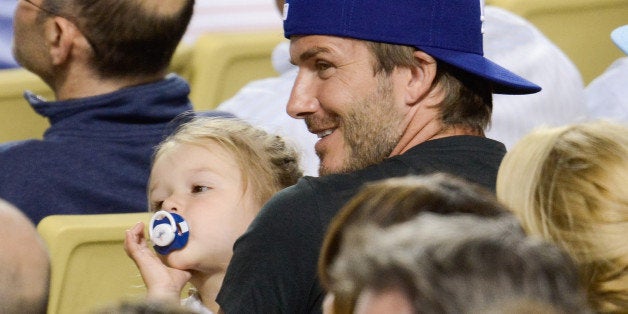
top-left (403, 50), bottom-right (438, 105)
top-left (45, 16), bottom-right (79, 65)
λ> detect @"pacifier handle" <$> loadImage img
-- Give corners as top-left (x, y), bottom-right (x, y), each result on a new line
top-left (149, 210), bottom-right (189, 255)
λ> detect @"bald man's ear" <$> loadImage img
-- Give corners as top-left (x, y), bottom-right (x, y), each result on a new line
top-left (403, 50), bottom-right (438, 105)
top-left (45, 16), bottom-right (81, 65)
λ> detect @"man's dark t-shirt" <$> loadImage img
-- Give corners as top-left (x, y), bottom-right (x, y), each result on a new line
top-left (217, 135), bottom-right (506, 313)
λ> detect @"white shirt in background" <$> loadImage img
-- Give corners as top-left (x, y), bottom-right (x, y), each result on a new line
top-left (585, 57), bottom-right (628, 124)
top-left (483, 6), bottom-right (589, 149)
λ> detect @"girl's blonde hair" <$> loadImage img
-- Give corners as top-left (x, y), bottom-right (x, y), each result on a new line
top-left (497, 120), bottom-right (628, 313)
top-left (153, 117), bottom-right (302, 206)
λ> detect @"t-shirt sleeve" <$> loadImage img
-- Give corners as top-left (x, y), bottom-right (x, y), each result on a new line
top-left (216, 180), bottom-right (324, 313)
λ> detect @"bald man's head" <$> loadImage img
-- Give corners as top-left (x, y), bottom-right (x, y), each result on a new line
top-left (0, 199), bottom-right (49, 314)
top-left (40, 0), bottom-right (195, 78)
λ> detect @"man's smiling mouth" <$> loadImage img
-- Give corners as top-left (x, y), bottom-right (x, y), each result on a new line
top-left (316, 129), bottom-right (334, 138)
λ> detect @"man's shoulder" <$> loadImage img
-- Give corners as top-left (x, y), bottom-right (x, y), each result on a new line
top-left (0, 140), bottom-right (55, 211)
top-left (0, 140), bottom-right (27, 154)
top-left (272, 174), bottom-right (371, 203)
top-left (254, 174), bottom-right (372, 231)
top-left (0, 139), bottom-right (43, 160)
top-left (263, 176), bottom-right (346, 212)
top-left (407, 135), bottom-right (505, 152)
top-left (394, 135), bottom-right (506, 191)
top-left (395, 135), bottom-right (506, 165)
top-left (0, 139), bottom-right (78, 184)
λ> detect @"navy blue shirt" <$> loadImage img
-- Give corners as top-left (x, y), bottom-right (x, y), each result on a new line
top-left (0, 74), bottom-right (230, 224)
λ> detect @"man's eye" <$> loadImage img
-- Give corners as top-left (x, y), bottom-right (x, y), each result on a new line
top-left (316, 61), bottom-right (332, 72)
top-left (192, 185), bottom-right (210, 193)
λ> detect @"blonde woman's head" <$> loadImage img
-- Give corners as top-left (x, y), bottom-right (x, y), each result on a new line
top-left (497, 120), bottom-right (628, 312)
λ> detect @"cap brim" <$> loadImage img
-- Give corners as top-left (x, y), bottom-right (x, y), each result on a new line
top-left (611, 25), bottom-right (628, 55)
top-left (419, 46), bottom-right (542, 95)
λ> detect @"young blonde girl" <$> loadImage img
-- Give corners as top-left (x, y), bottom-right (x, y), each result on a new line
top-left (497, 121), bottom-right (628, 313)
top-left (124, 117), bottom-right (302, 313)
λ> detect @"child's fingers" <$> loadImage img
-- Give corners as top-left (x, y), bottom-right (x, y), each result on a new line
top-left (124, 221), bottom-right (147, 256)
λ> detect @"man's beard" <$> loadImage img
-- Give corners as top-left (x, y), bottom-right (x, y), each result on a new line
top-left (316, 77), bottom-right (404, 176)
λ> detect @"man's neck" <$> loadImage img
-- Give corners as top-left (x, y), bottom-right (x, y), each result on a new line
top-left (389, 91), bottom-right (482, 157)
top-left (52, 67), bottom-right (166, 101)
top-left (392, 120), bottom-right (482, 156)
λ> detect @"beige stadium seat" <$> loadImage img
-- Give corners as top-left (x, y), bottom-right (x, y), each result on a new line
top-left (169, 42), bottom-right (195, 84)
top-left (185, 31), bottom-right (285, 110)
top-left (0, 68), bottom-right (52, 142)
top-left (37, 212), bottom-right (151, 314)
top-left (486, 0), bottom-right (628, 83)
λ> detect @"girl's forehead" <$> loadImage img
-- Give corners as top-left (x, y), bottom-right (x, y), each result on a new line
top-left (158, 141), bottom-right (234, 160)
top-left (150, 142), bottom-right (242, 181)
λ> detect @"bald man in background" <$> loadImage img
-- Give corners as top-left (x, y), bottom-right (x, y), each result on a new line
top-left (0, 198), bottom-right (49, 313)
top-left (1, 0), bottom-right (229, 224)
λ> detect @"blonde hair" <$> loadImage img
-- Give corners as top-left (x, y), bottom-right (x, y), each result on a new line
top-left (496, 120), bottom-right (628, 313)
top-left (153, 117), bottom-right (302, 206)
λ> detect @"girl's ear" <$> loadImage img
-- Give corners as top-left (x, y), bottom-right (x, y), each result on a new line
top-left (403, 50), bottom-right (438, 105)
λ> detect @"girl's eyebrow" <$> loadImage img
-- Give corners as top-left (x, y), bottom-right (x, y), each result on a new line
top-left (149, 167), bottom-right (221, 193)
top-left (148, 182), bottom-right (161, 197)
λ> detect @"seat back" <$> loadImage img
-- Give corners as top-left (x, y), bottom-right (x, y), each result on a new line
top-left (37, 212), bottom-right (151, 314)
top-left (0, 68), bottom-right (52, 142)
top-left (486, 0), bottom-right (628, 83)
top-left (186, 31), bottom-right (285, 110)
top-left (169, 42), bottom-right (195, 84)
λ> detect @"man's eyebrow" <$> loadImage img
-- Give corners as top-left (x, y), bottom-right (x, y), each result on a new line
top-left (290, 46), bottom-right (331, 65)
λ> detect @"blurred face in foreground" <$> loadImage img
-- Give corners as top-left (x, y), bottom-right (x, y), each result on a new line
top-left (354, 288), bottom-right (414, 314)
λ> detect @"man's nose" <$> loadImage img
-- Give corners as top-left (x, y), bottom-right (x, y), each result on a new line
top-left (287, 70), bottom-right (319, 119)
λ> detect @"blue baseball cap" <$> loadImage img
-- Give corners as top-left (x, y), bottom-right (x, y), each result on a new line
top-left (283, 0), bottom-right (541, 95)
top-left (611, 25), bottom-right (628, 55)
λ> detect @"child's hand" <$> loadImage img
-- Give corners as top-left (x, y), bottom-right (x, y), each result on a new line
top-left (124, 221), bottom-right (192, 303)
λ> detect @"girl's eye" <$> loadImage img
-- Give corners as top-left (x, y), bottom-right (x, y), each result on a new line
top-left (192, 185), bottom-right (210, 193)
top-left (150, 201), bottom-right (163, 212)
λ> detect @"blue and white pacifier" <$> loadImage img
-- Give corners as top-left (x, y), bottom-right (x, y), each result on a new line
top-left (149, 210), bottom-right (190, 255)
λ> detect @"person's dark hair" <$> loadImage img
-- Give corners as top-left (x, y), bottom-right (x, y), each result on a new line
top-left (365, 41), bottom-right (492, 135)
top-left (43, 0), bottom-right (194, 78)
top-left (92, 299), bottom-right (198, 314)
top-left (318, 173), bottom-right (513, 313)
top-left (331, 214), bottom-right (592, 314)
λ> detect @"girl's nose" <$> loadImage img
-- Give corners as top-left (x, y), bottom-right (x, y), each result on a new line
top-left (161, 197), bottom-right (180, 212)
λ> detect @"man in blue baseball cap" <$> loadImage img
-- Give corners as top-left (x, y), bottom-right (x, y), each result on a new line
top-left (216, 1), bottom-right (541, 312)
